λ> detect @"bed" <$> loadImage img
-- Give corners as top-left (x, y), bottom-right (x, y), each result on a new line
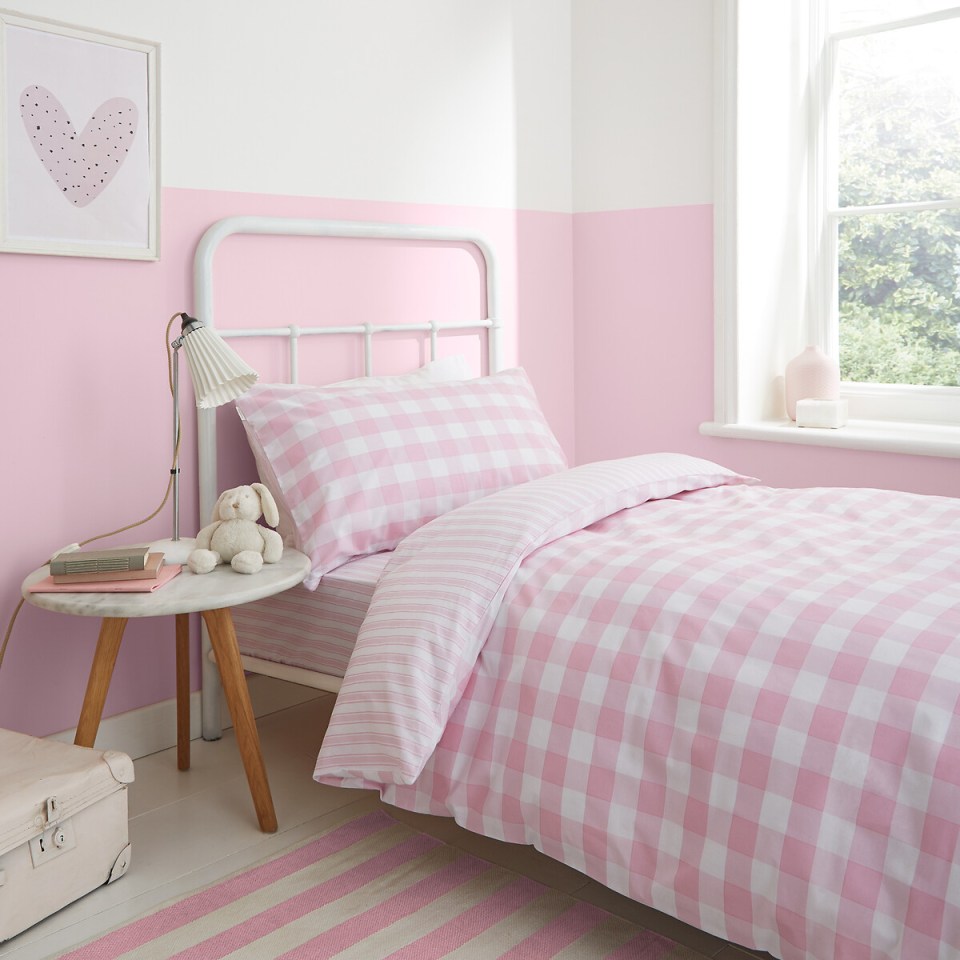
top-left (193, 215), bottom-right (504, 720)
top-left (193, 217), bottom-right (960, 960)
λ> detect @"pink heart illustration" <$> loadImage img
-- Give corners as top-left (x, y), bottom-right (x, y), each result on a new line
top-left (19, 85), bottom-right (139, 208)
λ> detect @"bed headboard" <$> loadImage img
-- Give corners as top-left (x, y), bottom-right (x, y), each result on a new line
top-left (192, 215), bottom-right (501, 739)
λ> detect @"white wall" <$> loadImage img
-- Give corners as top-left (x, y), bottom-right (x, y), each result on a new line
top-left (10, 0), bottom-right (573, 211)
top-left (571, 0), bottom-right (714, 212)
top-left (8, 0), bottom-right (719, 215)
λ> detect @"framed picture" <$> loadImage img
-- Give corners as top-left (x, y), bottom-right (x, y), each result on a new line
top-left (0, 10), bottom-right (159, 260)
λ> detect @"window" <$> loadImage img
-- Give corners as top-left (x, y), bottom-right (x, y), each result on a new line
top-left (705, 0), bottom-right (960, 456)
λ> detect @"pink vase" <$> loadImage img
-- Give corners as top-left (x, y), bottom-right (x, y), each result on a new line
top-left (784, 346), bottom-right (840, 420)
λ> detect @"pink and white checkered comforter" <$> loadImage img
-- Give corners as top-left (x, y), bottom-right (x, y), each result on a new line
top-left (314, 454), bottom-right (960, 960)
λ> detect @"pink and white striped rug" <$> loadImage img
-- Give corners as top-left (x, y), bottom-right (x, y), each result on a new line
top-left (58, 810), bottom-right (700, 959)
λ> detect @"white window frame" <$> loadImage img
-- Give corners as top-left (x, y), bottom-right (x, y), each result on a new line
top-left (702, 0), bottom-right (960, 459)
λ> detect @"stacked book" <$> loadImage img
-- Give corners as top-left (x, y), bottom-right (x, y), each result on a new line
top-left (50, 546), bottom-right (164, 584)
top-left (29, 546), bottom-right (182, 594)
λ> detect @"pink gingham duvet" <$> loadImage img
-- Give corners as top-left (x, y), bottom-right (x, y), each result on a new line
top-left (314, 454), bottom-right (960, 960)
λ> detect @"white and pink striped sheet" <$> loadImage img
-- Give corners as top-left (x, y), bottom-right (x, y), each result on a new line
top-left (231, 552), bottom-right (389, 677)
top-left (314, 460), bottom-right (960, 960)
top-left (237, 368), bottom-right (567, 590)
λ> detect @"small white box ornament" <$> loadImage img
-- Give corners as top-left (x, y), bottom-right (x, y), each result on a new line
top-left (796, 398), bottom-right (849, 429)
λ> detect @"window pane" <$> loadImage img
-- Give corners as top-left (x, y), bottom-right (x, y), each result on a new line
top-left (830, 1), bottom-right (959, 32)
top-left (837, 16), bottom-right (960, 206)
top-left (838, 209), bottom-right (960, 385)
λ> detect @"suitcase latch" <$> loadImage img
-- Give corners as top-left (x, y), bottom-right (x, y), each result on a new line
top-left (29, 797), bottom-right (74, 868)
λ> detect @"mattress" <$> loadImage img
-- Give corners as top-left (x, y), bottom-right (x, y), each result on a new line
top-left (230, 551), bottom-right (389, 678)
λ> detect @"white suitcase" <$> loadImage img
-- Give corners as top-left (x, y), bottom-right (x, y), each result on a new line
top-left (0, 729), bottom-right (134, 943)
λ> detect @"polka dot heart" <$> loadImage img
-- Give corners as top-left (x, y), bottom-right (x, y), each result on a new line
top-left (19, 85), bottom-right (139, 208)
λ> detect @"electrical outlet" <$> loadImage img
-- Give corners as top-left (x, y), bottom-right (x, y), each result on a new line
top-left (29, 821), bottom-right (75, 867)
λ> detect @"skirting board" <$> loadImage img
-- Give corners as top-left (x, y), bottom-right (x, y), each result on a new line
top-left (47, 676), bottom-right (327, 761)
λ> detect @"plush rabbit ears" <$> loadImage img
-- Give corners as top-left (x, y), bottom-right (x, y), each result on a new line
top-left (251, 483), bottom-right (279, 528)
top-left (211, 488), bottom-right (234, 523)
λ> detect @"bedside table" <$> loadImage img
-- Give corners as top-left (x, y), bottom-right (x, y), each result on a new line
top-left (21, 549), bottom-right (311, 833)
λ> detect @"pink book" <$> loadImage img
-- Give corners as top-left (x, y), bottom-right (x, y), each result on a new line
top-left (29, 564), bottom-right (182, 594)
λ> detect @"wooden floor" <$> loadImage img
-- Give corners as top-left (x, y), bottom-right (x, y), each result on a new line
top-left (1, 692), bottom-right (768, 960)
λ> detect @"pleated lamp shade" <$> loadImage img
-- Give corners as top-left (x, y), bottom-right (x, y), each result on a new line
top-left (181, 323), bottom-right (258, 408)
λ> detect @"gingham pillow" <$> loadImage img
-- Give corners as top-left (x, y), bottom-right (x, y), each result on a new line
top-left (236, 368), bottom-right (567, 588)
top-left (240, 356), bottom-right (473, 545)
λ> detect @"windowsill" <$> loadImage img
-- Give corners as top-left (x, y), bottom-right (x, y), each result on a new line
top-left (699, 418), bottom-right (960, 459)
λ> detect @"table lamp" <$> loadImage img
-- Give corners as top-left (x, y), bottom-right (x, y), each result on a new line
top-left (152, 312), bottom-right (258, 563)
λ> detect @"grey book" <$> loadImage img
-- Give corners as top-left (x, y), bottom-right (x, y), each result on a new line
top-left (49, 546), bottom-right (150, 576)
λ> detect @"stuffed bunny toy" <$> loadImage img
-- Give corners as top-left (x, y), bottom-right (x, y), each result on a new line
top-left (187, 483), bottom-right (283, 575)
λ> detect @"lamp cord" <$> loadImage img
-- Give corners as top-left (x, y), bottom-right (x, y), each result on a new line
top-left (0, 312), bottom-right (185, 677)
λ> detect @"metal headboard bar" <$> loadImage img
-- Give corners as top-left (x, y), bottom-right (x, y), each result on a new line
top-left (217, 319), bottom-right (495, 383)
top-left (192, 215), bottom-right (501, 740)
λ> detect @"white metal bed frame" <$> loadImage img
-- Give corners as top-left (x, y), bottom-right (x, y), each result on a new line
top-left (193, 215), bottom-right (502, 740)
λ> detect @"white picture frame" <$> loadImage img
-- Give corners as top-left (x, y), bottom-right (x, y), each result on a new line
top-left (0, 10), bottom-right (159, 260)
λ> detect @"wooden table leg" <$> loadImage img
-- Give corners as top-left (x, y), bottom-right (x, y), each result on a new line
top-left (176, 613), bottom-right (190, 771)
top-left (201, 607), bottom-right (277, 833)
top-left (75, 617), bottom-right (128, 749)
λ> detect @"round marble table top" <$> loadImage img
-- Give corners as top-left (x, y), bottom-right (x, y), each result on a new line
top-left (21, 550), bottom-right (312, 619)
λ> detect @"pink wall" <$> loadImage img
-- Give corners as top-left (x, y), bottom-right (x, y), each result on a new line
top-left (0, 187), bottom-right (574, 738)
top-left (573, 204), bottom-right (959, 497)
top-left (3, 191), bottom-right (956, 740)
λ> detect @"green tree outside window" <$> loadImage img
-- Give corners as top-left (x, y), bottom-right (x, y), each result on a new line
top-left (837, 29), bottom-right (960, 387)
